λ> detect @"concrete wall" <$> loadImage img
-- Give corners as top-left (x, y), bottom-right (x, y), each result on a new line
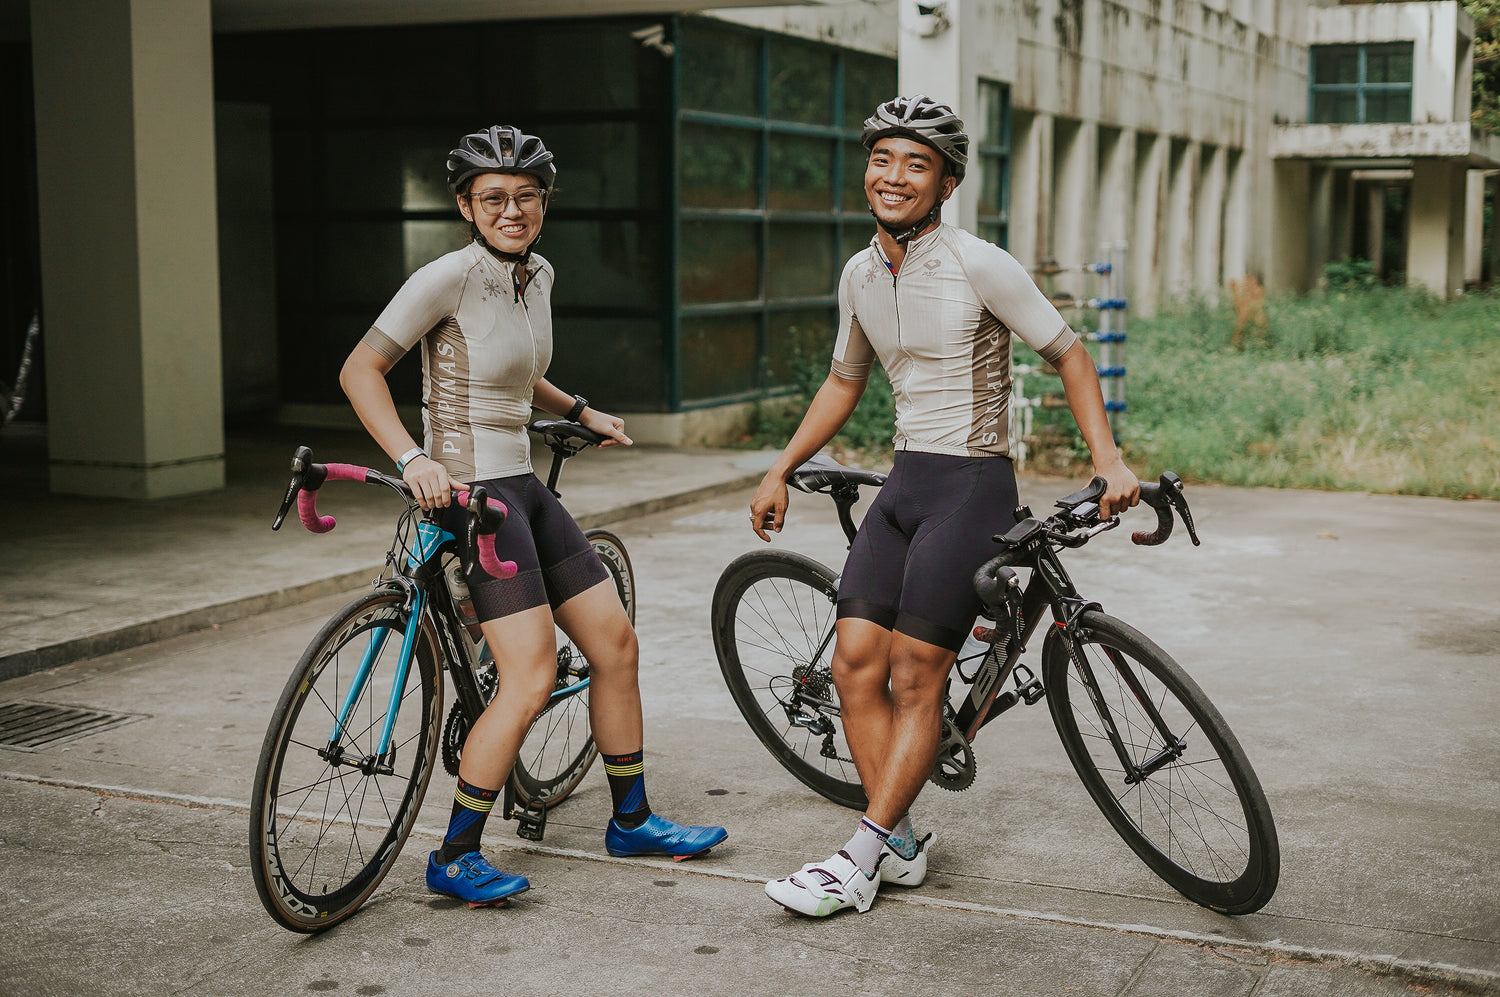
top-left (1306, 1), bottom-right (1472, 124)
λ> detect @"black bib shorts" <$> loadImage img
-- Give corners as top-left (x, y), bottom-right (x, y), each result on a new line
top-left (836, 451), bottom-right (1020, 653)
top-left (441, 472), bottom-right (609, 621)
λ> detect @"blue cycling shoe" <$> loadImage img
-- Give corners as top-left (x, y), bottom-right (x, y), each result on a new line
top-left (605, 813), bottom-right (727, 861)
top-left (426, 850), bottom-right (530, 908)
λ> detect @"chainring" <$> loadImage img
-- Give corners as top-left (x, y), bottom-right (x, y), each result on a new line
top-left (441, 655), bottom-right (499, 777)
top-left (929, 713), bottom-right (976, 791)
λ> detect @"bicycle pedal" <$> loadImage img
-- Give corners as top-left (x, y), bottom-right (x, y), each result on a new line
top-left (513, 804), bottom-right (547, 841)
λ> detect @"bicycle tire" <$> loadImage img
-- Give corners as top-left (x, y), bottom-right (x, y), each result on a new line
top-left (1043, 611), bottom-right (1279, 914)
top-left (507, 528), bottom-right (634, 809)
top-left (249, 588), bottom-right (442, 932)
top-left (712, 549), bottom-right (867, 810)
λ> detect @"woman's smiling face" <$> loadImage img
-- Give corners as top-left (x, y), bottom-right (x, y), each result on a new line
top-left (458, 172), bottom-right (547, 255)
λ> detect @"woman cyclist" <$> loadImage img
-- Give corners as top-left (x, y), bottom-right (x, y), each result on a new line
top-left (340, 125), bottom-right (726, 908)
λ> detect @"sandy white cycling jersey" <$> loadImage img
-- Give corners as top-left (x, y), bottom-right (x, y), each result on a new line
top-left (361, 240), bottom-right (553, 481)
top-left (831, 224), bottom-right (1078, 458)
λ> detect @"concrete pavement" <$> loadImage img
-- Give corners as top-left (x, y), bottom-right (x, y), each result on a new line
top-left (1, 427), bottom-right (1498, 994)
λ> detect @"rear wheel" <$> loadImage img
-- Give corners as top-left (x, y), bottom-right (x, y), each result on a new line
top-left (249, 588), bottom-right (441, 932)
top-left (1043, 611), bottom-right (1279, 914)
top-left (712, 549), bottom-right (866, 810)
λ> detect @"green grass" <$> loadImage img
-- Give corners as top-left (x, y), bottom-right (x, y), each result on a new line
top-left (746, 285), bottom-right (1500, 500)
top-left (1125, 286), bottom-right (1500, 500)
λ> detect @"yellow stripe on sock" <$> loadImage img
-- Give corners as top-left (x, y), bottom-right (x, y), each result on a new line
top-left (455, 790), bottom-right (496, 812)
top-left (603, 761), bottom-right (644, 777)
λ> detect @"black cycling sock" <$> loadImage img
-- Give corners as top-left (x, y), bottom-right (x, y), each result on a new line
top-left (438, 777), bottom-right (499, 863)
top-left (602, 749), bottom-right (650, 828)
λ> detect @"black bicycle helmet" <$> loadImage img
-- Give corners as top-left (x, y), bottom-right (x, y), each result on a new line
top-left (446, 125), bottom-right (557, 193)
top-left (861, 94), bottom-right (969, 184)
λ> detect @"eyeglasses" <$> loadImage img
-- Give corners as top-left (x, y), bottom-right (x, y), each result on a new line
top-left (469, 187), bottom-right (547, 214)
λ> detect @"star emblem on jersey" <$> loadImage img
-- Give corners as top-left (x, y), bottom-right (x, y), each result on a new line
top-left (482, 277), bottom-right (504, 299)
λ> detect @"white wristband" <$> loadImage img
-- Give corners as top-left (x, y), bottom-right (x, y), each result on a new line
top-left (396, 446), bottom-right (427, 472)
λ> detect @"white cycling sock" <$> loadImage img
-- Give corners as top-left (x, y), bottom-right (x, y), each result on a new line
top-left (886, 813), bottom-right (919, 859)
top-left (843, 816), bottom-right (892, 875)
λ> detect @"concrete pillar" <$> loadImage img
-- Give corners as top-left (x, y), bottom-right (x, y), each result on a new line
top-left (1222, 149), bottom-right (1249, 283)
top-left (1464, 169), bottom-right (1485, 286)
top-left (1407, 158), bottom-right (1466, 298)
top-left (1194, 144), bottom-right (1227, 296)
top-left (1051, 118), bottom-right (1096, 299)
top-left (899, 0), bottom-right (979, 232)
top-left (1489, 174), bottom-right (1500, 284)
top-left (1268, 159), bottom-right (1310, 295)
top-left (1096, 127), bottom-right (1134, 252)
top-left (1366, 184), bottom-right (1387, 276)
top-left (1009, 110), bottom-right (1053, 269)
top-left (1329, 168), bottom-right (1354, 264)
top-left (1131, 132), bottom-right (1167, 315)
top-left (31, 0), bottom-right (224, 497)
top-left (1308, 166), bottom-right (1333, 284)
top-left (1163, 139), bottom-right (1197, 303)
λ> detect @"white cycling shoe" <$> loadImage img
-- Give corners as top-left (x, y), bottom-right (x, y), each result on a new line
top-left (765, 849), bottom-right (881, 917)
top-left (879, 831), bottom-right (934, 888)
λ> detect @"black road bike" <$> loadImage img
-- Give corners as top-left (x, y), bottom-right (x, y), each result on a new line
top-left (712, 455), bottom-right (1279, 915)
top-left (249, 421), bottom-right (633, 932)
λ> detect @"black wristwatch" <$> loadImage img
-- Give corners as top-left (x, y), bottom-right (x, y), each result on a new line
top-left (566, 394), bottom-right (589, 422)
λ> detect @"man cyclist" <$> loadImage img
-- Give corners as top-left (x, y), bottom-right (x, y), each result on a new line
top-left (751, 95), bottom-right (1138, 917)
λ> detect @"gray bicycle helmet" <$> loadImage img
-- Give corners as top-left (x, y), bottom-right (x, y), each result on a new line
top-left (446, 125), bottom-right (557, 193)
top-left (861, 94), bottom-right (969, 184)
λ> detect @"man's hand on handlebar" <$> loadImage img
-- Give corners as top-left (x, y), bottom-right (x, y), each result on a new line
top-left (402, 454), bottom-right (466, 511)
top-left (1093, 459), bottom-right (1140, 519)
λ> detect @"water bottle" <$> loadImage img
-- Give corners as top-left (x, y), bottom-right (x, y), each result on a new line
top-left (446, 562), bottom-right (483, 642)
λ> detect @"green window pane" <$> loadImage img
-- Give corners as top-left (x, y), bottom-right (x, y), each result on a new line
top-left (402, 221), bottom-right (469, 277)
top-left (840, 224), bottom-right (875, 267)
top-left (766, 307), bottom-right (836, 383)
top-left (841, 140), bottom-right (870, 212)
top-left (324, 221), bottom-right (406, 305)
top-left (1364, 89), bottom-right (1411, 123)
top-left (978, 222), bottom-right (1007, 249)
top-left (978, 80), bottom-right (1009, 147)
top-left (768, 224), bottom-right (836, 299)
top-left (768, 39), bottom-right (834, 124)
top-left (681, 221), bottom-right (760, 303)
top-left (547, 317), bottom-right (662, 411)
top-left (1366, 45), bottom-right (1412, 85)
top-left (769, 134), bottom-right (835, 211)
top-left (680, 125), bottom-right (760, 209)
top-left (680, 313), bottom-right (759, 401)
top-left (842, 53), bottom-right (898, 130)
top-left (532, 22), bottom-right (658, 111)
top-left (1313, 46), bottom-right (1359, 85)
top-left (978, 155), bottom-right (1007, 218)
top-left (541, 122), bottom-right (657, 210)
top-left (1313, 91), bottom-right (1358, 124)
top-left (544, 220), bottom-right (661, 311)
top-left (681, 21), bottom-right (759, 116)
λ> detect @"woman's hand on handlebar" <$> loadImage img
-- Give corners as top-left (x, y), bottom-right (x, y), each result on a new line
top-left (1094, 458), bottom-right (1141, 519)
top-left (749, 472), bottom-right (788, 542)
top-left (580, 407), bottom-right (633, 448)
top-left (402, 454), bottom-right (466, 511)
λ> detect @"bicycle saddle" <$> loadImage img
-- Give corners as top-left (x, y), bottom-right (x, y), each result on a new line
top-left (529, 419), bottom-right (606, 453)
top-left (787, 453), bottom-right (887, 493)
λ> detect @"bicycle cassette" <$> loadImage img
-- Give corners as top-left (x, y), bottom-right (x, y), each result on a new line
top-left (929, 714), bottom-right (976, 791)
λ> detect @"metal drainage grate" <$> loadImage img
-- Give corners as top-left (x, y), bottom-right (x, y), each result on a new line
top-left (0, 702), bottom-right (145, 751)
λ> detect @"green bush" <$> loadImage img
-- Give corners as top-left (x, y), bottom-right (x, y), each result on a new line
top-left (1127, 285), bottom-right (1500, 499)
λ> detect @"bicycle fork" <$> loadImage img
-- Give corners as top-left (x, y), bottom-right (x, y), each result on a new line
top-left (1065, 632), bottom-right (1186, 784)
top-left (322, 521), bottom-right (448, 774)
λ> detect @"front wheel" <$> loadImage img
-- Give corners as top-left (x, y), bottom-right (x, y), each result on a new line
top-left (507, 528), bottom-right (634, 809)
top-left (1043, 611), bottom-right (1279, 914)
top-left (249, 588), bottom-right (441, 932)
top-left (712, 549), bottom-right (867, 810)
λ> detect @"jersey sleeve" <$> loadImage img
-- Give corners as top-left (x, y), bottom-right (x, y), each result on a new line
top-left (830, 256), bottom-right (875, 382)
top-left (361, 256), bottom-right (464, 362)
top-left (962, 238), bottom-right (1079, 364)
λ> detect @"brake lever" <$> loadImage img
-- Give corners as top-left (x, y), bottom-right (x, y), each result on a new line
top-left (273, 446), bottom-right (313, 531)
top-left (1159, 471), bottom-right (1201, 546)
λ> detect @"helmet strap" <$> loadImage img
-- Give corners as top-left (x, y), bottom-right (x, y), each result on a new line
top-left (869, 199), bottom-right (944, 245)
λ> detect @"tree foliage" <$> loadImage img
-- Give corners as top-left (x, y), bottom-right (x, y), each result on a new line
top-left (1467, 0), bottom-right (1500, 131)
